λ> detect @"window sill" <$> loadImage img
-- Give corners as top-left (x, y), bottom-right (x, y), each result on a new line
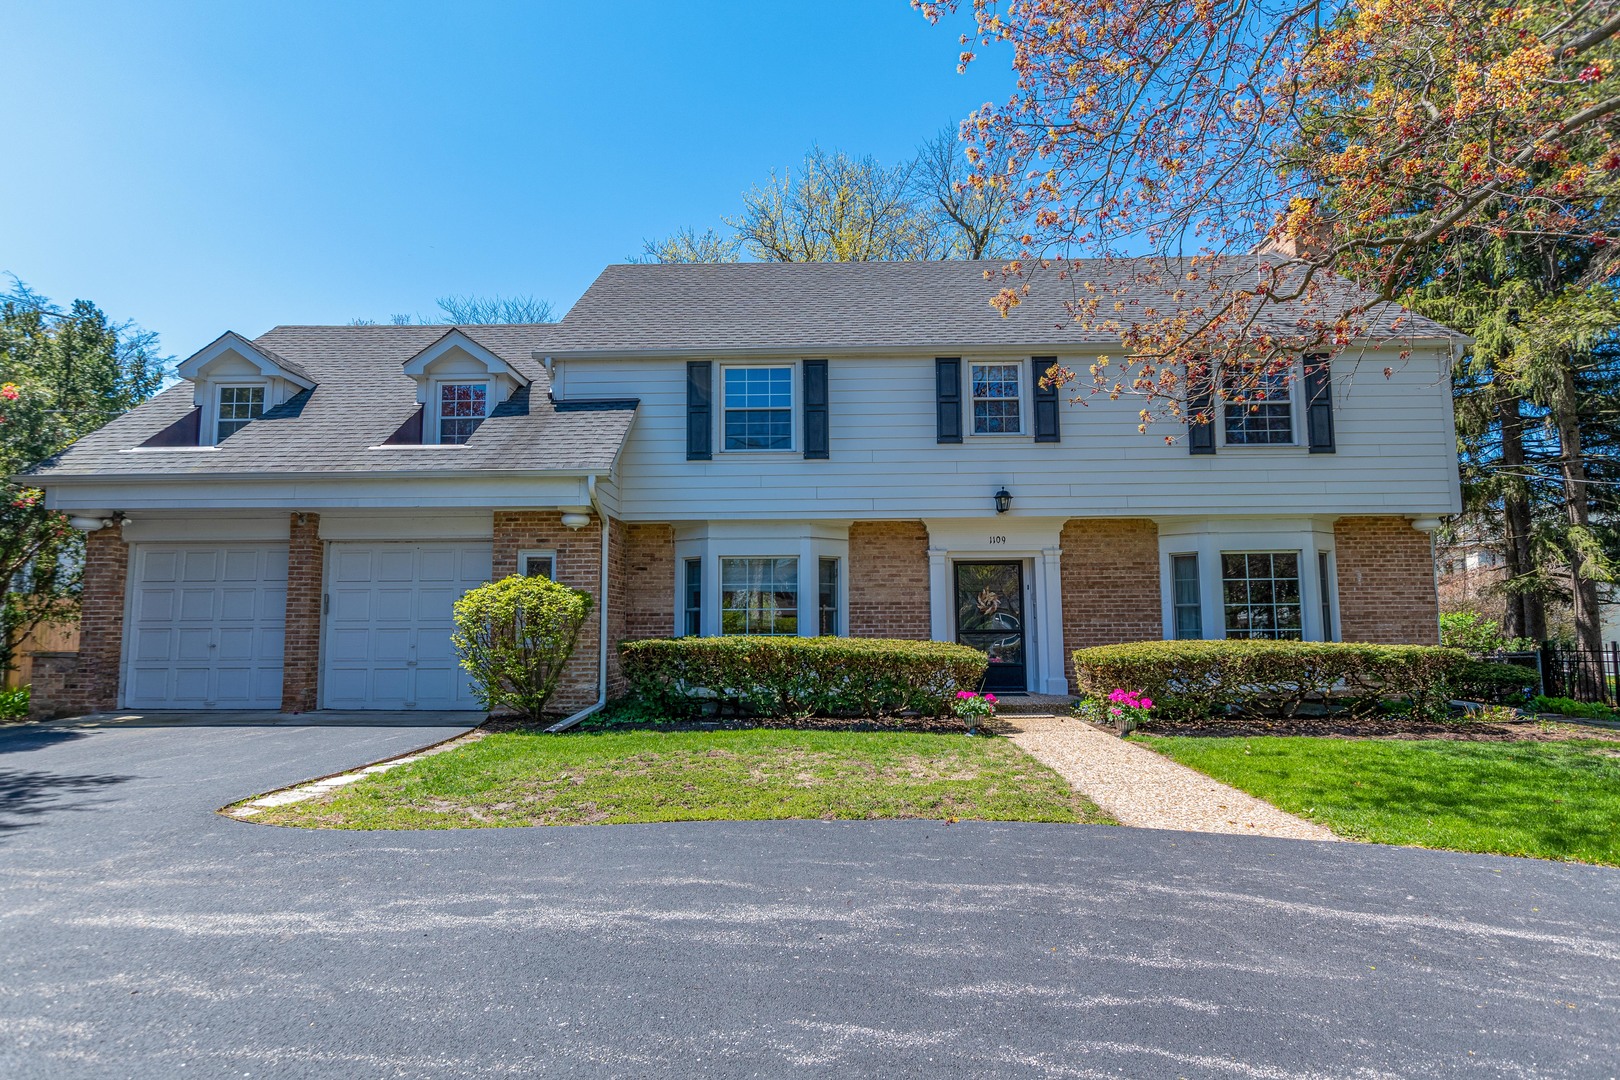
top-left (1216, 443), bottom-right (1307, 453)
top-left (716, 448), bottom-right (799, 456)
top-left (122, 445), bottom-right (220, 453)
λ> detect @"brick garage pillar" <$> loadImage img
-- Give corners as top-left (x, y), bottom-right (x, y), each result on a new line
top-left (281, 513), bottom-right (322, 713)
top-left (1059, 518), bottom-right (1162, 691)
top-left (848, 521), bottom-right (931, 639)
top-left (28, 526), bottom-right (128, 720)
top-left (492, 510), bottom-right (607, 713)
top-left (1334, 516), bottom-right (1439, 644)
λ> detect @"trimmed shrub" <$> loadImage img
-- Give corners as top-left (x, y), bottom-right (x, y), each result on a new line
top-left (1530, 695), bottom-right (1619, 721)
top-left (1453, 660), bottom-right (1540, 704)
top-left (452, 575), bottom-right (594, 719)
top-left (1072, 640), bottom-right (1470, 721)
top-left (619, 636), bottom-right (987, 719)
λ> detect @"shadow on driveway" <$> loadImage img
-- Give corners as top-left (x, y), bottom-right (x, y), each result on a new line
top-left (0, 765), bottom-right (132, 834)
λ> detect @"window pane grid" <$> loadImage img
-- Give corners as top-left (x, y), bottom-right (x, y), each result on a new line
top-left (722, 367), bottom-right (793, 451)
top-left (971, 363), bottom-right (1021, 434)
top-left (1223, 366), bottom-right (1293, 445)
top-left (1221, 551), bottom-right (1302, 640)
top-left (438, 383), bottom-right (488, 444)
top-left (216, 386), bottom-right (264, 442)
top-left (818, 557), bottom-right (839, 637)
top-left (1171, 554), bottom-right (1202, 640)
top-left (720, 557), bottom-right (798, 636)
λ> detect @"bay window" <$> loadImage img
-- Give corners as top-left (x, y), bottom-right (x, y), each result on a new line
top-left (720, 557), bottom-right (798, 635)
top-left (1221, 552), bottom-right (1303, 640)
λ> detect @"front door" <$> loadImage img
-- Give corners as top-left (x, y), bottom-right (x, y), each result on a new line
top-left (954, 561), bottom-right (1027, 692)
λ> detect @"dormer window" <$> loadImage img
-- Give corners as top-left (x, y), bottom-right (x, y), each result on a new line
top-left (216, 385), bottom-right (265, 442)
top-left (399, 329), bottom-right (528, 447)
top-left (437, 382), bottom-right (488, 444)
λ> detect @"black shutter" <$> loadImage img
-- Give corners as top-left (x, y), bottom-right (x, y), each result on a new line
top-left (686, 360), bottom-right (712, 461)
top-left (1304, 354), bottom-right (1335, 453)
top-left (1187, 360), bottom-right (1216, 455)
top-left (936, 358), bottom-right (962, 443)
top-left (1032, 356), bottom-right (1060, 443)
top-left (802, 359), bottom-right (829, 459)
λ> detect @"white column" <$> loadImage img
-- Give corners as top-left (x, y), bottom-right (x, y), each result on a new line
top-left (1039, 546), bottom-right (1068, 694)
top-left (928, 547), bottom-right (951, 642)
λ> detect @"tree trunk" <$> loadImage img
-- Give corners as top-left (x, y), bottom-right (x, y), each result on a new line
top-left (1551, 357), bottom-right (1606, 694)
top-left (1497, 394), bottom-right (1545, 641)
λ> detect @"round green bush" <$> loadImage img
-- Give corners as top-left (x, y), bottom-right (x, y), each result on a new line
top-left (452, 575), bottom-right (594, 720)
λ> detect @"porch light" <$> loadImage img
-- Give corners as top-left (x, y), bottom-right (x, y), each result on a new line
top-left (560, 512), bottom-right (592, 530)
top-left (994, 488), bottom-right (1012, 515)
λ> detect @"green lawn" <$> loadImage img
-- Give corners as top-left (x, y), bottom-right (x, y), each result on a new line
top-left (1137, 735), bottom-right (1620, 865)
top-left (256, 728), bottom-right (1111, 830)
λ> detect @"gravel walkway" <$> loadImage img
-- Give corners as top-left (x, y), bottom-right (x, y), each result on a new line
top-left (1006, 715), bottom-right (1341, 841)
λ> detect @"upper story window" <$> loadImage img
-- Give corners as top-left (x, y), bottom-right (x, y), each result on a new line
top-left (1222, 552), bottom-right (1302, 640)
top-left (216, 385), bottom-right (265, 442)
top-left (971, 362), bottom-right (1022, 434)
top-left (437, 382), bottom-right (488, 444)
top-left (1223, 364), bottom-right (1294, 445)
top-left (722, 366), bottom-right (793, 451)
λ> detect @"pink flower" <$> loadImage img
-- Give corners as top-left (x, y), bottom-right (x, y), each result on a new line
top-left (957, 690), bottom-right (973, 699)
top-left (1140, 698), bottom-right (1153, 710)
top-left (0, 383), bottom-right (18, 402)
top-left (984, 694), bottom-right (998, 704)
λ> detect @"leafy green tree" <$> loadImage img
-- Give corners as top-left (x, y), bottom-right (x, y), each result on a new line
top-left (0, 278), bottom-right (167, 679)
top-left (451, 575), bottom-right (593, 720)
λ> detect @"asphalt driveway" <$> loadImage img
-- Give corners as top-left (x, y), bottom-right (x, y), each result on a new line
top-left (1, 715), bottom-right (1617, 1079)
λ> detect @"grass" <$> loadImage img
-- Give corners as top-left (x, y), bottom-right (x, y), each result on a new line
top-left (1137, 734), bottom-right (1620, 866)
top-left (255, 727), bottom-right (1112, 830)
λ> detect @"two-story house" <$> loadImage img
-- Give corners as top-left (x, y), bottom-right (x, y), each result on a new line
top-left (22, 260), bottom-right (1463, 720)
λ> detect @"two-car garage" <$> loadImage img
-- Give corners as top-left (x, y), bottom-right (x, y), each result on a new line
top-left (121, 535), bottom-right (490, 712)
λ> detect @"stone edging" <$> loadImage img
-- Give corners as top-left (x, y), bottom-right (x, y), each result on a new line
top-left (223, 728), bottom-right (488, 820)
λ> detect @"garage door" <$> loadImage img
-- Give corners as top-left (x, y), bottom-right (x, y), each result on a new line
top-left (322, 542), bottom-right (492, 710)
top-left (124, 544), bottom-right (288, 709)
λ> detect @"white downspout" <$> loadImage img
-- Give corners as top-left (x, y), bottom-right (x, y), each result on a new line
top-left (547, 473), bottom-right (610, 732)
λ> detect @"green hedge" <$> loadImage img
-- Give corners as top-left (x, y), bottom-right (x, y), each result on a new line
top-left (1072, 640), bottom-right (1470, 720)
top-left (620, 636), bottom-right (988, 719)
top-left (1453, 660), bottom-right (1540, 704)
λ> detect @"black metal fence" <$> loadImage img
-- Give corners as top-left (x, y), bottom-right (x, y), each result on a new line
top-left (1538, 643), bottom-right (1620, 706)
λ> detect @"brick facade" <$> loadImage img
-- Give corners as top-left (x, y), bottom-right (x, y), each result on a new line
top-left (1060, 518), bottom-right (1162, 690)
top-left (29, 526), bottom-right (129, 720)
top-left (492, 510), bottom-right (606, 712)
top-left (621, 523), bottom-right (675, 642)
top-left (281, 513), bottom-right (322, 713)
top-left (1334, 516), bottom-right (1439, 644)
top-left (847, 520), bottom-right (931, 639)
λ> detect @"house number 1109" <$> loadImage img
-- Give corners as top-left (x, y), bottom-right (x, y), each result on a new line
top-left (988, 536), bottom-right (1007, 545)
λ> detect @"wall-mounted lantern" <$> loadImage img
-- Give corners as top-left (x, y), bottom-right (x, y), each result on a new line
top-left (993, 488), bottom-right (1012, 515)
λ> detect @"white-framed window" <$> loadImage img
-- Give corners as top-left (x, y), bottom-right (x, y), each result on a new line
top-left (683, 558), bottom-right (703, 636)
top-left (721, 365), bottom-right (794, 451)
top-left (720, 557), bottom-right (798, 635)
top-left (1222, 363), bottom-right (1295, 445)
top-left (818, 557), bottom-right (840, 636)
top-left (1170, 554), bottom-right (1202, 639)
top-left (436, 381), bottom-right (488, 445)
top-left (215, 384), bottom-right (265, 443)
top-left (1317, 550), bottom-right (1337, 641)
top-left (518, 549), bottom-right (555, 580)
top-left (1221, 551), bottom-right (1303, 640)
top-left (969, 362), bottom-right (1023, 434)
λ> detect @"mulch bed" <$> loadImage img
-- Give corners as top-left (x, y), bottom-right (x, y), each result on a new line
top-left (1137, 714), bottom-right (1620, 742)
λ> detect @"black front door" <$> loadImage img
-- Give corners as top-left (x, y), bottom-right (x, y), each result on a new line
top-left (954, 561), bottom-right (1026, 692)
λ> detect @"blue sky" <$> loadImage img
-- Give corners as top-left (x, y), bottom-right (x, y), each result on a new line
top-left (1, 1), bottom-right (1007, 361)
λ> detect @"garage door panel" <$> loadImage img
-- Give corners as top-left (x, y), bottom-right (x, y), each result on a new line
top-left (330, 589), bottom-right (371, 622)
top-left (124, 543), bottom-right (286, 710)
top-left (181, 550), bottom-right (220, 581)
top-left (323, 541), bottom-right (490, 710)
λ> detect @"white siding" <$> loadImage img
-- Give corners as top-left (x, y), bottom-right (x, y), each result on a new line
top-left (559, 349), bottom-right (1462, 521)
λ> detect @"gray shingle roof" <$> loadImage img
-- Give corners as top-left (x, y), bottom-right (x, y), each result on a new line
top-left (544, 259), bottom-right (1461, 355)
top-left (27, 324), bottom-right (637, 481)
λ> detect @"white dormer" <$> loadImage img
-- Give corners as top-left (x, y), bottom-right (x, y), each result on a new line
top-left (176, 332), bottom-right (316, 445)
top-left (401, 329), bottom-right (529, 445)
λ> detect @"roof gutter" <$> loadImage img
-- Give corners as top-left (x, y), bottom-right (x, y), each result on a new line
top-left (546, 472), bottom-right (610, 733)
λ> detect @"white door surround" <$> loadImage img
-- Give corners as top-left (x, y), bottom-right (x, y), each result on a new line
top-left (122, 542), bottom-right (288, 709)
top-left (321, 541), bottom-right (492, 710)
top-left (924, 518), bottom-right (1069, 695)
